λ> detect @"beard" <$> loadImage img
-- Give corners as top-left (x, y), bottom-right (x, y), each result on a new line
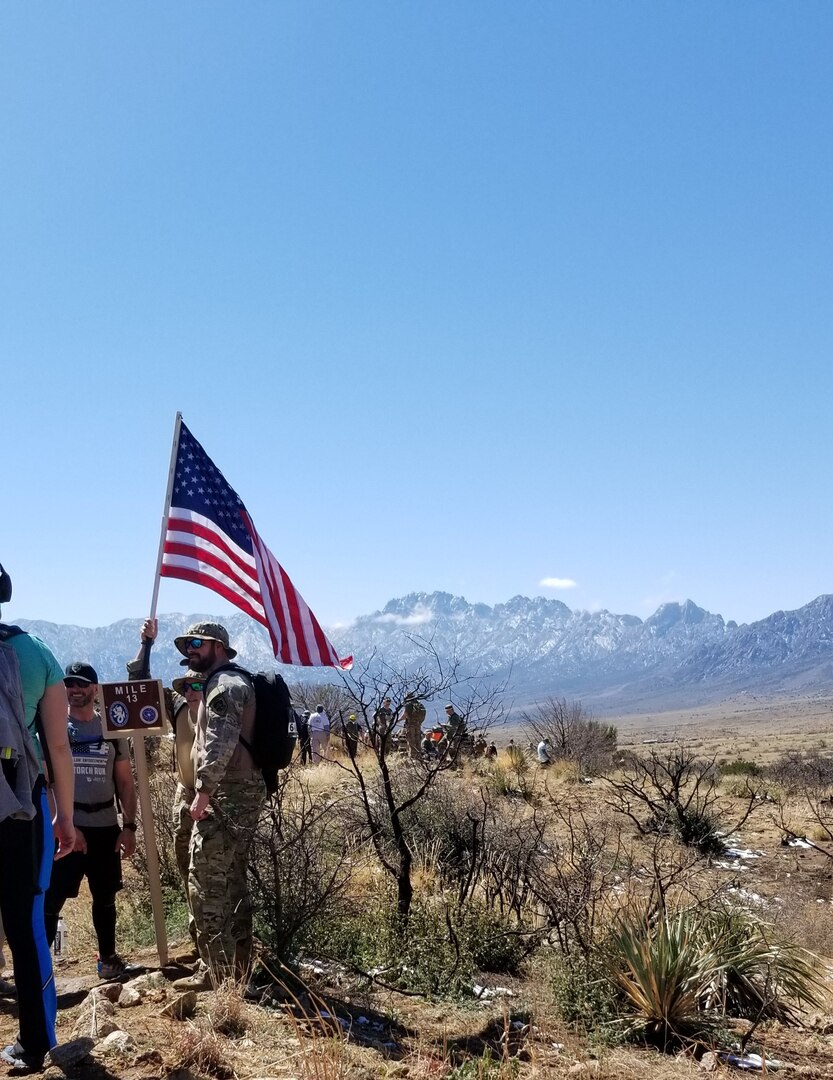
top-left (67, 687), bottom-right (96, 709)
top-left (187, 644), bottom-right (216, 673)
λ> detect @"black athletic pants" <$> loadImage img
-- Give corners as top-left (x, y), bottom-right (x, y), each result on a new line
top-left (44, 824), bottom-right (122, 959)
top-left (0, 777), bottom-right (56, 1059)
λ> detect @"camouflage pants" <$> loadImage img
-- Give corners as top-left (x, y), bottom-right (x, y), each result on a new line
top-left (188, 775), bottom-right (266, 981)
top-left (172, 783), bottom-right (196, 947)
top-left (405, 720), bottom-right (422, 759)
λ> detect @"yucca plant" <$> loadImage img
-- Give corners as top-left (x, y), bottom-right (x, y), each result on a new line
top-left (603, 906), bottom-right (824, 1049)
top-left (604, 909), bottom-right (715, 1046)
top-left (695, 908), bottom-right (824, 1023)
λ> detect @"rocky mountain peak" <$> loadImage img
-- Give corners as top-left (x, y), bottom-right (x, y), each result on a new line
top-left (14, 592), bottom-right (833, 715)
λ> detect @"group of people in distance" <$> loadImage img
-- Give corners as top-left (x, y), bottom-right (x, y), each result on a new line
top-left (295, 696), bottom-right (487, 764)
top-left (294, 703), bottom-right (331, 765)
top-left (0, 557), bottom-right (271, 1071)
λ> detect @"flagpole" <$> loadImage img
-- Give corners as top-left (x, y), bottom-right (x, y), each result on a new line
top-left (132, 411), bottom-right (182, 969)
top-left (148, 411), bottom-right (183, 622)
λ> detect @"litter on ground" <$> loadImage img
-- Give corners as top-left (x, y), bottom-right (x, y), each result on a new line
top-left (472, 984), bottom-right (515, 999)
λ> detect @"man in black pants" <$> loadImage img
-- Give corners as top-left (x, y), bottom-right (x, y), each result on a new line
top-left (44, 662), bottom-right (139, 980)
top-left (297, 710), bottom-right (312, 765)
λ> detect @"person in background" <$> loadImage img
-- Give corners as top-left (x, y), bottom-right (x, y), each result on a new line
top-left (0, 562), bottom-right (75, 1073)
top-left (126, 618), bottom-right (201, 960)
top-left (420, 732), bottom-right (438, 759)
top-left (167, 667), bottom-right (203, 961)
top-left (443, 703), bottom-right (465, 739)
top-left (44, 662), bottom-right (139, 980)
top-left (402, 694), bottom-right (426, 759)
top-left (296, 710), bottom-right (312, 766)
top-left (308, 703), bottom-right (330, 764)
top-left (343, 714), bottom-right (361, 759)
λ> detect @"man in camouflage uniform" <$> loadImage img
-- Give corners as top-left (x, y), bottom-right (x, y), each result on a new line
top-left (168, 669), bottom-right (202, 956)
top-left (170, 622), bottom-right (266, 991)
top-left (443, 703), bottom-right (465, 740)
top-left (402, 693), bottom-right (426, 759)
top-left (127, 619), bottom-right (202, 960)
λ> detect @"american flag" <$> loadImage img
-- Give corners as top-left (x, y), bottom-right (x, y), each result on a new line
top-left (160, 420), bottom-right (352, 670)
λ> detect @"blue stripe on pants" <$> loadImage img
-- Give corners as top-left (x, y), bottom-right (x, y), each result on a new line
top-left (0, 780), bottom-right (57, 1057)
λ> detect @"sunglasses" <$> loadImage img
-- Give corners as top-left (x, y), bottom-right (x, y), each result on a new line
top-left (64, 678), bottom-right (91, 688)
top-left (186, 638), bottom-right (206, 650)
top-left (183, 681), bottom-right (205, 692)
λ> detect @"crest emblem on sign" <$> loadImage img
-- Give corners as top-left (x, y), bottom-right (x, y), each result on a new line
top-left (109, 702), bottom-right (129, 728)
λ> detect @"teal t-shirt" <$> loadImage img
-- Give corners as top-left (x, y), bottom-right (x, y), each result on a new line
top-left (4, 630), bottom-right (64, 768)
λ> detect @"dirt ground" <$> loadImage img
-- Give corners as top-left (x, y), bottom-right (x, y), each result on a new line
top-left (3, 692), bottom-right (833, 1078)
top-left (612, 691), bottom-right (833, 766)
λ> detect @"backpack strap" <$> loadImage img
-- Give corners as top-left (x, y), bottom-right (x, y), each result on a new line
top-left (203, 663), bottom-right (256, 757)
top-left (0, 624), bottom-right (55, 783)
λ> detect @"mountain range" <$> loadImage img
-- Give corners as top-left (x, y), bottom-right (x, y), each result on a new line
top-left (12, 591), bottom-right (833, 714)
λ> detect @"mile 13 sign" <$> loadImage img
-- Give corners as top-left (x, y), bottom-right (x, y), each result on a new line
top-left (99, 680), bottom-right (167, 738)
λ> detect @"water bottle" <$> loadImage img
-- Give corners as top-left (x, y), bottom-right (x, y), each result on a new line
top-left (54, 918), bottom-right (67, 958)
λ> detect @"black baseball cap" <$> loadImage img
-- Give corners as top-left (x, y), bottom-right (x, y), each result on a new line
top-left (64, 661), bottom-right (99, 685)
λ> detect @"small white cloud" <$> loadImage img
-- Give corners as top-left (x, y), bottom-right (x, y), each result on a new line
top-left (539, 577), bottom-right (577, 590)
top-left (373, 603), bottom-right (434, 627)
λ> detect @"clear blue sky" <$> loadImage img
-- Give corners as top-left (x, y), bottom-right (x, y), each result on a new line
top-left (4, 2), bottom-right (832, 632)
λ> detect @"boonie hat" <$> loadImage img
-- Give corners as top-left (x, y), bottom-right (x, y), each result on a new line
top-left (174, 621), bottom-right (237, 659)
top-left (172, 670), bottom-right (205, 694)
top-left (64, 661), bottom-right (99, 685)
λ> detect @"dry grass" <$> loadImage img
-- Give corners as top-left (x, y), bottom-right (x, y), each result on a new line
top-left (543, 760), bottom-right (583, 785)
top-left (25, 694), bottom-right (833, 1080)
top-left (166, 1020), bottom-right (236, 1078)
top-left (774, 895), bottom-right (833, 962)
top-left (209, 979), bottom-right (251, 1038)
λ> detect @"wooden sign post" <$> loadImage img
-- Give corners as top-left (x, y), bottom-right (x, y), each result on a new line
top-left (99, 679), bottom-right (169, 968)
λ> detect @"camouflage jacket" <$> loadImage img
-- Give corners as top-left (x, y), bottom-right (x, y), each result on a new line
top-left (192, 669), bottom-right (257, 796)
top-left (403, 700), bottom-right (426, 727)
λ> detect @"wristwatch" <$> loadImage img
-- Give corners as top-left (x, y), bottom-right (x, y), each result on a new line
top-left (122, 822), bottom-right (138, 832)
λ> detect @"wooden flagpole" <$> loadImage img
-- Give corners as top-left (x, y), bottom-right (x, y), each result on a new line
top-left (133, 412), bottom-right (183, 968)
top-left (148, 411), bottom-right (183, 627)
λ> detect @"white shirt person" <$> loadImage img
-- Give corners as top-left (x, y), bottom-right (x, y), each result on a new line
top-left (308, 705), bottom-right (330, 764)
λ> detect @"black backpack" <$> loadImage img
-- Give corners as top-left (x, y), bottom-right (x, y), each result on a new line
top-left (207, 664), bottom-right (297, 794)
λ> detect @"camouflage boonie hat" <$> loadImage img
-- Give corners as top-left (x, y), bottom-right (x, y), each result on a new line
top-left (174, 621), bottom-right (237, 659)
top-left (172, 669), bottom-right (206, 694)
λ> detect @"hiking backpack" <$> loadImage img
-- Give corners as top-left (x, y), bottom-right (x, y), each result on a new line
top-left (0, 625), bottom-right (46, 806)
top-left (206, 664), bottom-right (297, 794)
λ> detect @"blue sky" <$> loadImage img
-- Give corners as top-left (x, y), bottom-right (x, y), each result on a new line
top-left (4, 2), bottom-right (832, 632)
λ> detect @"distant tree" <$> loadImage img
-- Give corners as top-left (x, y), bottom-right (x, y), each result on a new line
top-left (288, 681), bottom-right (353, 735)
top-left (521, 696), bottom-right (616, 775)
top-left (337, 639), bottom-right (506, 920)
